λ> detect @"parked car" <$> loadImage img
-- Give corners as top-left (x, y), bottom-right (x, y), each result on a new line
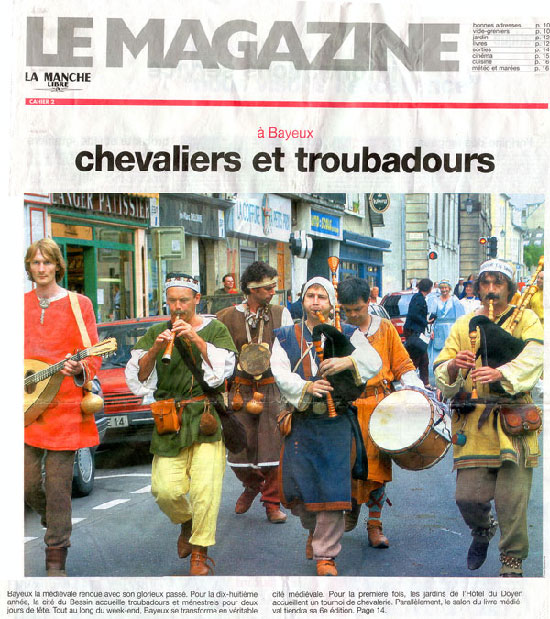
top-left (97, 316), bottom-right (168, 444)
top-left (71, 377), bottom-right (108, 497)
top-left (367, 303), bottom-right (390, 320)
top-left (380, 290), bottom-right (416, 342)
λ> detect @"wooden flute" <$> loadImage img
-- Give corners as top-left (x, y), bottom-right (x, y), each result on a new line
top-left (161, 312), bottom-right (182, 364)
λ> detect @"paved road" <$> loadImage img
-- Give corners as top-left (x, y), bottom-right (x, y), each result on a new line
top-left (24, 434), bottom-right (543, 578)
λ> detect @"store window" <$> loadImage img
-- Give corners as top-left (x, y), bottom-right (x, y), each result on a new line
top-left (53, 221), bottom-right (136, 323)
top-left (96, 248), bottom-right (135, 322)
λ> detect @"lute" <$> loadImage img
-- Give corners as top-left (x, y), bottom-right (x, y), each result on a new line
top-left (24, 338), bottom-right (117, 425)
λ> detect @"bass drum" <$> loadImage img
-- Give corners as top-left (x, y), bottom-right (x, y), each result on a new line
top-left (369, 389), bottom-right (451, 471)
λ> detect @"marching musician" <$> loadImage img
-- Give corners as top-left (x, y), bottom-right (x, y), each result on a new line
top-left (271, 277), bottom-right (381, 576)
top-left (125, 273), bottom-right (236, 576)
top-left (526, 269), bottom-right (544, 326)
top-left (338, 277), bottom-right (424, 547)
top-left (24, 239), bottom-right (101, 576)
top-left (216, 261), bottom-right (293, 524)
top-left (434, 259), bottom-right (543, 577)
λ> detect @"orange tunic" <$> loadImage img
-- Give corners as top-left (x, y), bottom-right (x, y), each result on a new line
top-left (352, 318), bottom-right (415, 503)
top-left (24, 291), bottom-right (101, 451)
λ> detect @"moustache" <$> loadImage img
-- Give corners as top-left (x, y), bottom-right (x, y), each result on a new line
top-left (485, 293), bottom-right (500, 300)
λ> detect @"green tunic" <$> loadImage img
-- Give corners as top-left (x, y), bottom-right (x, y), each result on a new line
top-left (134, 319), bottom-right (237, 457)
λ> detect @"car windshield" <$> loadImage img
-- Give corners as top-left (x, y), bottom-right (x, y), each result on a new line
top-left (98, 321), bottom-right (166, 368)
top-left (382, 293), bottom-right (414, 318)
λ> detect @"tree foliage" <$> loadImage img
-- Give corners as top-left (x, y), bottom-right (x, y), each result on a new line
top-left (523, 244), bottom-right (544, 270)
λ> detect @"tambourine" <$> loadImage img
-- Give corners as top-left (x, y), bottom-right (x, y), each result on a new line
top-left (238, 342), bottom-right (271, 378)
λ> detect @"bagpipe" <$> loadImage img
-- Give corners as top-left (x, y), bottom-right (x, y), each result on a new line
top-left (452, 256), bottom-right (543, 428)
top-left (311, 257), bottom-right (365, 416)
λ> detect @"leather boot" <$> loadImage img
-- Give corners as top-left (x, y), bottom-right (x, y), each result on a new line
top-left (177, 520), bottom-right (193, 558)
top-left (45, 547), bottom-right (68, 577)
top-left (344, 501), bottom-right (361, 532)
top-left (235, 487), bottom-right (259, 514)
top-left (367, 520), bottom-right (389, 548)
top-left (305, 533), bottom-right (313, 560)
top-left (467, 518), bottom-right (497, 570)
top-left (189, 546), bottom-right (215, 576)
top-left (316, 559), bottom-right (337, 576)
top-left (265, 503), bottom-right (287, 523)
top-left (467, 537), bottom-right (490, 570)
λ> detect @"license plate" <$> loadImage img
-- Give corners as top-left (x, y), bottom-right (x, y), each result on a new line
top-left (108, 415), bottom-right (129, 428)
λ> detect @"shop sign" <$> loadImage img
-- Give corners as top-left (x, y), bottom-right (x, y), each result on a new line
top-left (52, 221), bottom-right (93, 240)
top-left (149, 198), bottom-right (160, 227)
top-left (52, 193), bottom-right (150, 221)
top-left (161, 197), bottom-right (225, 238)
top-left (369, 193), bottom-right (391, 213)
top-left (310, 209), bottom-right (342, 239)
top-left (226, 194), bottom-right (291, 242)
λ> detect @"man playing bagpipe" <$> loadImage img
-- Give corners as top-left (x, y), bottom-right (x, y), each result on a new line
top-left (271, 277), bottom-right (382, 576)
top-left (434, 259), bottom-right (543, 577)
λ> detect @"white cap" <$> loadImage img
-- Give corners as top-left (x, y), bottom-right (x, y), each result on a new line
top-left (479, 259), bottom-right (515, 280)
top-left (303, 277), bottom-right (336, 309)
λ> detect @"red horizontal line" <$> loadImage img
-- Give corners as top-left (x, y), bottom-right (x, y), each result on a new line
top-left (25, 98), bottom-right (548, 109)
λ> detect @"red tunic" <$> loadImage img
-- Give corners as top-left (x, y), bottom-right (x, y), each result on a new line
top-left (24, 290), bottom-right (101, 450)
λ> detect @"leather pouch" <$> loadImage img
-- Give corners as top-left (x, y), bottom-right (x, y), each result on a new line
top-left (199, 401), bottom-right (218, 436)
top-left (151, 399), bottom-right (181, 435)
top-left (277, 409), bottom-right (293, 437)
top-left (499, 403), bottom-right (542, 436)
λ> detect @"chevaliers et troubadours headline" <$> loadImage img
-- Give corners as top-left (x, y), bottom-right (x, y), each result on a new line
top-left (74, 145), bottom-right (495, 174)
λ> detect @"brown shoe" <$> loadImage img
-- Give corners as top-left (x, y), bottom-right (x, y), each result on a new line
top-left (189, 546), bottom-right (215, 576)
top-left (45, 547), bottom-right (68, 577)
top-left (344, 502), bottom-right (361, 532)
top-left (367, 520), bottom-right (389, 549)
top-left (305, 533), bottom-right (314, 560)
top-left (265, 504), bottom-right (287, 523)
top-left (316, 559), bottom-right (337, 576)
top-left (177, 520), bottom-right (193, 558)
top-left (235, 488), bottom-right (259, 514)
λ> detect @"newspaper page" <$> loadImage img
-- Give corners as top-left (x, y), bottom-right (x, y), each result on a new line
top-left (2, 0), bottom-right (549, 617)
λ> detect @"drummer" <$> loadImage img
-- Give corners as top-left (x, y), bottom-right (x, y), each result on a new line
top-left (338, 277), bottom-right (425, 547)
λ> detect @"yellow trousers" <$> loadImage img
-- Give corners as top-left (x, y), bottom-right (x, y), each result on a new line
top-left (151, 440), bottom-right (226, 548)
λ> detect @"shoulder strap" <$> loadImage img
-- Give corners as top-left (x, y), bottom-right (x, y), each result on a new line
top-left (69, 291), bottom-right (91, 348)
top-left (497, 307), bottom-right (515, 328)
top-left (294, 323), bottom-right (313, 379)
top-left (173, 336), bottom-right (216, 396)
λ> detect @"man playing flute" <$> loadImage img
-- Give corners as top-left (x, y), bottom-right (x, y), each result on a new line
top-left (125, 273), bottom-right (236, 576)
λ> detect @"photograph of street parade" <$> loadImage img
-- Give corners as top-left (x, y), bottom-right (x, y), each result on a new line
top-left (23, 192), bottom-right (544, 578)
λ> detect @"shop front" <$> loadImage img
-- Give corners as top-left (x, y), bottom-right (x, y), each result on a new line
top-left (225, 194), bottom-right (292, 297)
top-left (153, 194), bottom-right (231, 314)
top-left (339, 231), bottom-right (392, 293)
top-left (24, 193), bottom-right (151, 322)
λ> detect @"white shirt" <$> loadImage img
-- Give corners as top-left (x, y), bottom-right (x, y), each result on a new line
top-left (460, 297), bottom-right (481, 314)
top-left (125, 316), bottom-right (235, 401)
top-left (271, 322), bottom-right (382, 410)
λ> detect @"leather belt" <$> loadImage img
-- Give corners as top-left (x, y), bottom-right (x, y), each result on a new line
top-left (234, 376), bottom-right (276, 387)
top-left (361, 384), bottom-right (391, 399)
top-left (176, 395), bottom-right (207, 406)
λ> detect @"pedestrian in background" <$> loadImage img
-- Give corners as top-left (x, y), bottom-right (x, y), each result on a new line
top-left (428, 280), bottom-right (464, 383)
top-left (460, 281), bottom-right (481, 314)
top-left (403, 278), bottom-right (433, 386)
